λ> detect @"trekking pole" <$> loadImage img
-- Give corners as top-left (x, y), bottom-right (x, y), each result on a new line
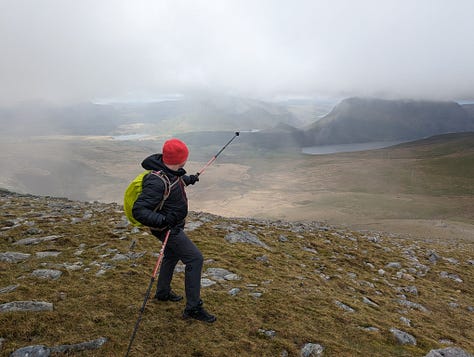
top-left (197, 131), bottom-right (239, 176)
top-left (125, 229), bottom-right (171, 357)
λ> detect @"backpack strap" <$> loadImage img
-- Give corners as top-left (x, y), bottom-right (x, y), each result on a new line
top-left (149, 170), bottom-right (181, 212)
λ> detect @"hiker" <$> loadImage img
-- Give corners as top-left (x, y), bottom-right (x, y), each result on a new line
top-left (132, 138), bottom-right (216, 323)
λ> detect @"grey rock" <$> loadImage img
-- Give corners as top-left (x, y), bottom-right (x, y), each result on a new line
top-left (225, 231), bottom-right (270, 249)
top-left (111, 253), bottom-right (129, 261)
top-left (444, 257), bottom-right (459, 265)
top-left (440, 271), bottom-right (463, 283)
top-left (201, 278), bottom-right (216, 287)
top-left (185, 221), bottom-right (203, 231)
top-left (26, 227), bottom-right (43, 235)
top-left (0, 252), bottom-right (31, 263)
top-left (390, 328), bottom-right (416, 345)
top-left (31, 269), bottom-right (62, 280)
top-left (12, 235), bottom-right (61, 246)
top-left (50, 337), bottom-right (108, 353)
top-left (10, 337), bottom-right (108, 357)
top-left (386, 262), bottom-right (402, 269)
top-left (35, 251), bottom-right (61, 258)
top-left (10, 345), bottom-right (50, 357)
top-left (428, 251), bottom-right (441, 263)
top-left (400, 316), bottom-right (411, 326)
top-left (334, 300), bottom-right (355, 312)
top-left (205, 268), bottom-right (239, 281)
top-left (0, 301), bottom-right (53, 312)
top-left (228, 288), bottom-right (241, 296)
top-left (396, 299), bottom-right (429, 312)
top-left (0, 285), bottom-right (19, 294)
top-left (359, 326), bottom-right (379, 332)
top-left (362, 297), bottom-right (379, 307)
top-left (258, 329), bottom-right (276, 338)
top-left (424, 347), bottom-right (474, 357)
top-left (300, 343), bottom-right (324, 357)
top-left (278, 234), bottom-right (288, 242)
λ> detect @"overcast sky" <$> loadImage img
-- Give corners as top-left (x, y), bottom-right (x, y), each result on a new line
top-left (1, 0), bottom-right (473, 105)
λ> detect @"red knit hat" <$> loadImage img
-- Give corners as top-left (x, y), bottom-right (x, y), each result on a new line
top-left (162, 138), bottom-right (189, 165)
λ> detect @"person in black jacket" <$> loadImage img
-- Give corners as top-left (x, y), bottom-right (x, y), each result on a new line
top-left (132, 138), bottom-right (216, 323)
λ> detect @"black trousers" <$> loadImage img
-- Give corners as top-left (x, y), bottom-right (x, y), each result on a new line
top-left (151, 227), bottom-right (203, 310)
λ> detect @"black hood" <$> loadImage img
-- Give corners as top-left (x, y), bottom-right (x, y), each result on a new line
top-left (141, 154), bottom-right (186, 176)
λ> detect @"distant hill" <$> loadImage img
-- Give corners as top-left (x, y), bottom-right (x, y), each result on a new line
top-left (462, 104), bottom-right (474, 118)
top-left (0, 96), bottom-right (303, 136)
top-left (304, 97), bottom-right (474, 145)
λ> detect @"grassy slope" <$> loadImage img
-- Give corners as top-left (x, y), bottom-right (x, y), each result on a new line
top-left (0, 192), bottom-right (473, 356)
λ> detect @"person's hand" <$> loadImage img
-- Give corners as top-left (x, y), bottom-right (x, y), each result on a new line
top-left (188, 174), bottom-right (199, 185)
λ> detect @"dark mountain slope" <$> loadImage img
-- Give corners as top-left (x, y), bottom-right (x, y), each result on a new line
top-left (305, 97), bottom-right (474, 145)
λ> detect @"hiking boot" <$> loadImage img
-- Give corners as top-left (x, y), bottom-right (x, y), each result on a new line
top-left (154, 290), bottom-right (183, 302)
top-left (182, 306), bottom-right (216, 323)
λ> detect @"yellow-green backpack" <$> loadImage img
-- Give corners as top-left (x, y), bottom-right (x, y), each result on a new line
top-left (123, 170), bottom-right (177, 227)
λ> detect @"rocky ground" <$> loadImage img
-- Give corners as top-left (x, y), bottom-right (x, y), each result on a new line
top-left (0, 189), bottom-right (473, 356)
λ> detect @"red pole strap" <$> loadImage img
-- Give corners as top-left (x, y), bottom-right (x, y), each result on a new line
top-left (152, 230), bottom-right (171, 278)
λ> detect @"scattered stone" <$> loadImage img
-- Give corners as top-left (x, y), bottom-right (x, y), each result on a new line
top-left (111, 253), bottom-right (129, 261)
top-left (228, 288), bottom-right (240, 296)
top-left (12, 235), bottom-right (61, 246)
top-left (0, 252), bottom-right (31, 263)
top-left (386, 262), bottom-right (402, 269)
top-left (300, 343), bottom-right (324, 357)
top-left (26, 227), bottom-right (43, 235)
top-left (225, 231), bottom-right (270, 249)
top-left (396, 286), bottom-right (418, 296)
top-left (185, 221), bottom-right (203, 231)
top-left (201, 278), bottom-right (216, 287)
top-left (10, 345), bottom-right (50, 357)
top-left (10, 337), bottom-right (108, 357)
top-left (334, 300), bottom-right (355, 312)
top-left (31, 269), bottom-right (62, 280)
top-left (424, 347), bottom-right (474, 357)
top-left (278, 235), bottom-right (288, 242)
top-left (362, 297), bottom-right (379, 307)
top-left (440, 271), bottom-right (463, 283)
top-left (359, 326), bottom-right (380, 332)
top-left (444, 257), bottom-right (459, 265)
top-left (0, 285), bottom-right (19, 294)
top-left (35, 251), bottom-right (61, 258)
top-left (50, 336), bottom-right (108, 353)
top-left (400, 316), bottom-right (411, 326)
top-left (428, 251), bottom-right (441, 264)
top-left (396, 299), bottom-right (429, 312)
top-left (249, 292), bottom-right (263, 298)
top-left (0, 301), bottom-right (53, 312)
top-left (258, 329), bottom-right (276, 338)
top-left (256, 255), bottom-right (269, 263)
top-left (390, 328), bottom-right (416, 345)
top-left (205, 268), bottom-right (240, 281)
top-left (439, 339), bottom-right (454, 345)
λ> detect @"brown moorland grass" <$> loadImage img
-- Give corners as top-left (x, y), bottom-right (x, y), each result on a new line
top-left (0, 191), bottom-right (473, 356)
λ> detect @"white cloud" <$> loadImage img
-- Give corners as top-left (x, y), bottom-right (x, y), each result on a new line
top-left (1, 0), bottom-right (473, 105)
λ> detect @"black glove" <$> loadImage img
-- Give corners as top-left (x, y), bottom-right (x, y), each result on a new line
top-left (188, 174), bottom-right (199, 185)
top-left (164, 212), bottom-right (179, 227)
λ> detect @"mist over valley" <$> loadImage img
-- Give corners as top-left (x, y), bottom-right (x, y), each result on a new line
top-left (1, 96), bottom-right (473, 242)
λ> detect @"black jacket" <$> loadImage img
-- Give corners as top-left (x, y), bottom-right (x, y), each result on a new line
top-left (132, 154), bottom-right (193, 229)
